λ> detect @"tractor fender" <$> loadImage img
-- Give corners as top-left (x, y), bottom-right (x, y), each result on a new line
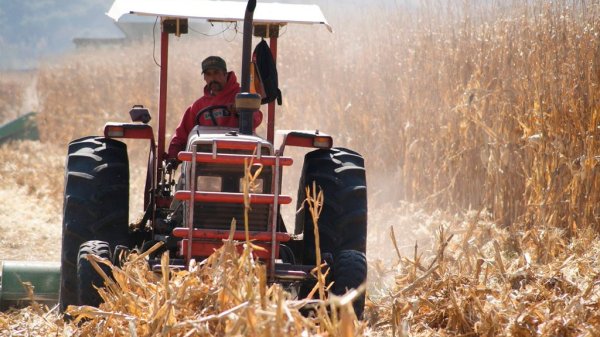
top-left (274, 130), bottom-right (333, 154)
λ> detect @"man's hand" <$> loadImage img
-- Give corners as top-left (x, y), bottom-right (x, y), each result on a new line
top-left (165, 158), bottom-right (181, 173)
top-left (227, 103), bottom-right (237, 114)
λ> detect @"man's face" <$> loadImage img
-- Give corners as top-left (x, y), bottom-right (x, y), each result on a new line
top-left (203, 68), bottom-right (227, 95)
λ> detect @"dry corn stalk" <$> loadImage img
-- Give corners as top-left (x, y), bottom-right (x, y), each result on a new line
top-left (371, 213), bottom-right (600, 336)
top-left (304, 181), bottom-right (326, 301)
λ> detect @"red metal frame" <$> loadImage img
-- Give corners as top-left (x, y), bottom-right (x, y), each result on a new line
top-left (177, 151), bottom-right (292, 166)
top-left (172, 227), bottom-right (290, 242)
top-left (177, 136), bottom-right (291, 265)
top-left (174, 191), bottom-right (292, 204)
top-left (179, 240), bottom-right (275, 261)
top-left (211, 139), bottom-right (268, 151)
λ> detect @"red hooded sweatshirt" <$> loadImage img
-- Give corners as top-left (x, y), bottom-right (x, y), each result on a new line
top-left (167, 71), bottom-right (263, 159)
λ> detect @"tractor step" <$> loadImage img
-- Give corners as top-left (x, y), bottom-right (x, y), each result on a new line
top-left (272, 263), bottom-right (318, 282)
top-left (273, 269), bottom-right (309, 281)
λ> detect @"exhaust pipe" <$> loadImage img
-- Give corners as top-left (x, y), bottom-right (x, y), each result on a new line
top-left (240, 0), bottom-right (256, 93)
top-left (238, 0), bottom-right (261, 135)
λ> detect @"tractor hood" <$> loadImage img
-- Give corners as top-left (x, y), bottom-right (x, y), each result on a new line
top-left (187, 126), bottom-right (274, 155)
top-left (107, 0), bottom-right (332, 32)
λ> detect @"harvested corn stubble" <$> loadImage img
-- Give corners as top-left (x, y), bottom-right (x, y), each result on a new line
top-left (370, 218), bottom-right (600, 336)
top-left (0, 238), bottom-right (365, 337)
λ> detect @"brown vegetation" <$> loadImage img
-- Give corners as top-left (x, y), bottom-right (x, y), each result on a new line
top-left (373, 216), bottom-right (600, 335)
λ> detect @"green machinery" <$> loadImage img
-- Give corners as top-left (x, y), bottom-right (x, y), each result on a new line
top-left (0, 112), bottom-right (39, 145)
top-left (0, 261), bottom-right (60, 310)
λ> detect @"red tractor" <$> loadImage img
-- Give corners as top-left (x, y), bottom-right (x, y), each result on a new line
top-left (59, 0), bottom-right (368, 318)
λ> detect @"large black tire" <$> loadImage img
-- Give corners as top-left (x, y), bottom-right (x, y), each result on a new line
top-left (78, 240), bottom-right (112, 307)
top-left (297, 250), bottom-right (367, 319)
top-left (295, 147), bottom-right (367, 265)
top-left (59, 136), bottom-right (130, 311)
top-left (331, 250), bottom-right (367, 319)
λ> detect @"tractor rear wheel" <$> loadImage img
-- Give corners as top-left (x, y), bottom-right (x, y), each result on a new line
top-left (295, 147), bottom-right (367, 264)
top-left (77, 240), bottom-right (112, 307)
top-left (295, 147), bottom-right (368, 317)
top-left (59, 136), bottom-right (130, 311)
top-left (331, 250), bottom-right (367, 319)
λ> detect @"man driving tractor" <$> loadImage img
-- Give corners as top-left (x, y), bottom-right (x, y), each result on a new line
top-left (166, 56), bottom-right (263, 170)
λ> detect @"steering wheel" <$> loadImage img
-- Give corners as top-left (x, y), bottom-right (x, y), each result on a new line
top-left (194, 105), bottom-right (231, 126)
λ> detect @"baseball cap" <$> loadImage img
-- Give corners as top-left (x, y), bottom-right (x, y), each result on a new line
top-left (202, 56), bottom-right (227, 74)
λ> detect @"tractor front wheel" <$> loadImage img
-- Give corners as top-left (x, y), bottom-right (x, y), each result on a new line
top-left (77, 240), bottom-right (112, 307)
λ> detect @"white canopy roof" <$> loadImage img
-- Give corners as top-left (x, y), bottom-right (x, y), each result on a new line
top-left (107, 0), bottom-right (331, 32)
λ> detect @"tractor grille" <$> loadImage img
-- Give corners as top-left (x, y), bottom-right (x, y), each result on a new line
top-left (193, 203), bottom-right (270, 231)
